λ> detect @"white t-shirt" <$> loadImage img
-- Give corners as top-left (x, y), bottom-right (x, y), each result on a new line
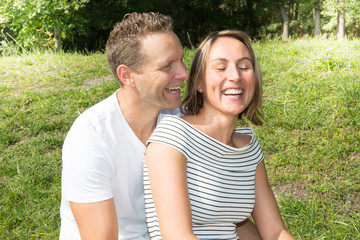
top-left (60, 90), bottom-right (181, 240)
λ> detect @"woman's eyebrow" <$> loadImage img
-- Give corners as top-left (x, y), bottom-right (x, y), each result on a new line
top-left (210, 58), bottom-right (227, 63)
top-left (210, 57), bottom-right (252, 63)
top-left (238, 57), bottom-right (252, 62)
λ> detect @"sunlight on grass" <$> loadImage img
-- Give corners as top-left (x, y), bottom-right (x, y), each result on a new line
top-left (1, 40), bottom-right (359, 239)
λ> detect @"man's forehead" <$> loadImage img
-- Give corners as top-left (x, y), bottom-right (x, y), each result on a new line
top-left (140, 31), bottom-right (183, 62)
top-left (140, 31), bottom-right (179, 47)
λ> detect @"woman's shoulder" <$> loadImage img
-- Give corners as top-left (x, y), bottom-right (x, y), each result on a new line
top-left (152, 115), bottom-right (192, 138)
top-left (234, 127), bottom-right (255, 136)
top-left (157, 114), bottom-right (186, 128)
top-left (232, 128), bottom-right (255, 149)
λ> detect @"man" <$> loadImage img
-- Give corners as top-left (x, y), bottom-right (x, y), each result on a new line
top-left (60, 12), bottom-right (260, 240)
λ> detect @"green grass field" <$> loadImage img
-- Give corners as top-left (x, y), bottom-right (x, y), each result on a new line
top-left (1, 39), bottom-right (359, 239)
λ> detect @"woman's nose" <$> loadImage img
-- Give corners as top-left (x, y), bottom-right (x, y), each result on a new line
top-left (228, 66), bottom-right (241, 82)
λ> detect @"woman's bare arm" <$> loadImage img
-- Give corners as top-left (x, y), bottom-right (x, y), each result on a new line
top-left (252, 161), bottom-right (296, 240)
top-left (145, 142), bottom-right (199, 240)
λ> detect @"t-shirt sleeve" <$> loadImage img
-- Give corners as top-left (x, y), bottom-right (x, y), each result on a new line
top-left (252, 135), bottom-right (264, 166)
top-left (147, 116), bottom-right (190, 158)
top-left (61, 118), bottom-right (114, 203)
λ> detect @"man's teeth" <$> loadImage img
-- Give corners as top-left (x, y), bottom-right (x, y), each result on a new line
top-left (167, 86), bottom-right (181, 91)
top-left (224, 89), bottom-right (243, 95)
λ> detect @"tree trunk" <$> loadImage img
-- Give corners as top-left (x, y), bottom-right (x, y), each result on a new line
top-left (313, 8), bottom-right (321, 36)
top-left (294, 2), bottom-right (299, 21)
top-left (337, 9), bottom-right (345, 40)
top-left (54, 27), bottom-right (62, 51)
top-left (280, 4), bottom-right (289, 40)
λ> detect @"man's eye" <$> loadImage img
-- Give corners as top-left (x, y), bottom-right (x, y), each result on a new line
top-left (162, 64), bottom-right (172, 70)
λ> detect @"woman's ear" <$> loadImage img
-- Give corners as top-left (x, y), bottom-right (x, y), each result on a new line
top-left (117, 65), bottom-right (135, 88)
top-left (197, 82), bottom-right (204, 93)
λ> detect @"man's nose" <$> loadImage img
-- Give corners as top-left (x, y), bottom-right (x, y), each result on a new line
top-left (176, 63), bottom-right (189, 80)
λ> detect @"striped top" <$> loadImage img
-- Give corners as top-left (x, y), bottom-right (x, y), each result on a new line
top-left (144, 115), bottom-right (264, 240)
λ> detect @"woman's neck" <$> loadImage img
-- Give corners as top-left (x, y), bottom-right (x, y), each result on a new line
top-left (182, 108), bottom-right (238, 146)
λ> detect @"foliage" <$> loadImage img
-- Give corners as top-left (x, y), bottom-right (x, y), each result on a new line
top-left (1, 0), bottom-right (360, 53)
top-left (0, 0), bottom-right (90, 51)
top-left (322, 0), bottom-right (360, 37)
top-left (1, 39), bottom-right (359, 239)
top-left (125, 0), bottom-right (268, 46)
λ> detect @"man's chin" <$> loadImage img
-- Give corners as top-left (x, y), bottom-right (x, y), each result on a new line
top-left (163, 101), bottom-right (182, 110)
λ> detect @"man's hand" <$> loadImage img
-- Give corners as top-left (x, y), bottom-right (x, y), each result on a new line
top-left (70, 198), bottom-right (118, 240)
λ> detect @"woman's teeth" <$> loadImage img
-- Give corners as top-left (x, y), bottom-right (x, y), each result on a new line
top-left (224, 89), bottom-right (243, 95)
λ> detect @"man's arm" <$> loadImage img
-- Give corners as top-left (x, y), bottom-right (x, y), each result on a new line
top-left (236, 218), bottom-right (261, 240)
top-left (70, 198), bottom-right (118, 240)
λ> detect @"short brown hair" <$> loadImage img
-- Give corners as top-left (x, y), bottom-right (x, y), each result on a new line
top-left (182, 30), bottom-right (263, 125)
top-left (106, 12), bottom-right (173, 85)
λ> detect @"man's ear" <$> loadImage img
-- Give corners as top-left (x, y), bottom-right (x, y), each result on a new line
top-left (117, 65), bottom-right (135, 88)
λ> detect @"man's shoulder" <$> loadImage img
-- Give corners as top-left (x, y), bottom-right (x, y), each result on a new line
top-left (82, 91), bottom-right (118, 118)
top-left (73, 91), bottom-right (118, 127)
top-left (64, 91), bottom-right (121, 143)
top-left (157, 107), bottom-right (183, 124)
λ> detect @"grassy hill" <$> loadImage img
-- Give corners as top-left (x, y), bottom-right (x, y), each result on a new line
top-left (1, 39), bottom-right (359, 239)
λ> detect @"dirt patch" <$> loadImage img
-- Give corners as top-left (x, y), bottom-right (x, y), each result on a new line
top-left (349, 152), bottom-right (359, 161)
top-left (272, 182), bottom-right (360, 213)
top-left (272, 183), bottom-right (311, 201)
top-left (82, 74), bottom-right (114, 90)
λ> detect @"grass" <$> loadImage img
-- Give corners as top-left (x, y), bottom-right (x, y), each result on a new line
top-left (252, 39), bottom-right (360, 239)
top-left (1, 39), bottom-right (359, 239)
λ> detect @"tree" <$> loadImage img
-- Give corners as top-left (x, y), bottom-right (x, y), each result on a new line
top-left (280, 2), bottom-right (290, 40)
top-left (0, 0), bottom-right (90, 51)
top-left (322, 0), bottom-right (360, 39)
top-left (313, 8), bottom-right (321, 36)
top-left (310, 0), bottom-right (324, 37)
top-left (337, 5), bottom-right (345, 39)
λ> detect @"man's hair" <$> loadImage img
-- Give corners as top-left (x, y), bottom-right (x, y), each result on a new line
top-left (106, 12), bottom-right (173, 85)
top-left (182, 30), bottom-right (263, 125)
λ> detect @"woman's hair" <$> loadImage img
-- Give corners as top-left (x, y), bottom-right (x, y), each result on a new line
top-left (182, 30), bottom-right (263, 125)
top-left (106, 12), bottom-right (173, 85)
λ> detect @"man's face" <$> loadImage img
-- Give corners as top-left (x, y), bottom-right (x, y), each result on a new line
top-left (133, 31), bottom-right (188, 110)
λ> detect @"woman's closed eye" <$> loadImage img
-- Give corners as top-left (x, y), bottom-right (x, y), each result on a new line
top-left (237, 64), bottom-right (252, 70)
top-left (213, 64), bottom-right (226, 71)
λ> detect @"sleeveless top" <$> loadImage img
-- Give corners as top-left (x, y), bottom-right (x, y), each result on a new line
top-left (144, 115), bottom-right (264, 240)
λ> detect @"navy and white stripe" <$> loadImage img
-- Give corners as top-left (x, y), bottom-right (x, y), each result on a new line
top-left (144, 115), bottom-right (264, 240)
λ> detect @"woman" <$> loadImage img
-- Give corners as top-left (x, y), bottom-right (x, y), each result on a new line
top-left (144, 30), bottom-right (295, 240)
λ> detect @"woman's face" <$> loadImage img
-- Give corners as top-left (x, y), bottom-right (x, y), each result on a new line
top-left (200, 37), bottom-right (255, 117)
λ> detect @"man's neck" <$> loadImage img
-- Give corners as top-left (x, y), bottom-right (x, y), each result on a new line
top-left (116, 90), bottom-right (160, 145)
